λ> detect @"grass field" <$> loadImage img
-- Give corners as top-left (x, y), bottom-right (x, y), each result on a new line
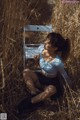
top-left (0, 0), bottom-right (80, 120)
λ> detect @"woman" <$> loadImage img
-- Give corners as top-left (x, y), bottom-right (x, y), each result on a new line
top-left (23, 32), bottom-right (72, 104)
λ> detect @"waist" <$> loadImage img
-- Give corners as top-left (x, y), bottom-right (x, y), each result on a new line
top-left (42, 69), bottom-right (57, 78)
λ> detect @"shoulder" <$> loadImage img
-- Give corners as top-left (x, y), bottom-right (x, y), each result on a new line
top-left (38, 44), bottom-right (44, 53)
top-left (54, 56), bottom-right (64, 67)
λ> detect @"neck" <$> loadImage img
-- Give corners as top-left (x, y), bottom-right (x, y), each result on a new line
top-left (47, 50), bottom-right (57, 57)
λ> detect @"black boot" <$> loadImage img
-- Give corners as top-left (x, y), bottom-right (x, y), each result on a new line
top-left (13, 95), bottom-right (44, 116)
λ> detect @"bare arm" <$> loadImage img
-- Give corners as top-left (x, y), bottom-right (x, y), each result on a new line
top-left (57, 63), bottom-right (72, 88)
top-left (33, 54), bottom-right (40, 66)
top-left (60, 70), bottom-right (72, 88)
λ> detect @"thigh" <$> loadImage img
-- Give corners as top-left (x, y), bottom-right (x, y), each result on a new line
top-left (44, 85), bottom-right (57, 95)
top-left (44, 85), bottom-right (57, 97)
top-left (23, 69), bottom-right (39, 82)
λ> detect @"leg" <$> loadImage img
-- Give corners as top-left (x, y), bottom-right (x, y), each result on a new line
top-left (23, 69), bottom-right (40, 94)
top-left (31, 85), bottom-right (57, 103)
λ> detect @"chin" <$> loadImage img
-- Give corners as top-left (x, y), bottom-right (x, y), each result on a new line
top-left (45, 47), bottom-right (48, 49)
top-left (45, 47), bottom-right (49, 50)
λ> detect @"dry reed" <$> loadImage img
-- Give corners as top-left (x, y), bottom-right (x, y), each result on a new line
top-left (0, 0), bottom-right (80, 120)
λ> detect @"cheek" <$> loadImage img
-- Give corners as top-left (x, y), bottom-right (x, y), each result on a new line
top-left (46, 45), bottom-right (51, 49)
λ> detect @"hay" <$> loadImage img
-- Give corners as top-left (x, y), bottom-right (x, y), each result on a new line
top-left (0, 0), bottom-right (80, 120)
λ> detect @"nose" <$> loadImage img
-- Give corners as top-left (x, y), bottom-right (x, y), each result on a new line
top-left (45, 41), bottom-right (50, 45)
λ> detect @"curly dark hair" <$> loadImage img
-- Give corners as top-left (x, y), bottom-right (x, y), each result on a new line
top-left (46, 32), bottom-right (71, 61)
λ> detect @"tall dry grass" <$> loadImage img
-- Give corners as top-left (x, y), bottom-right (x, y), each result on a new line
top-left (0, 0), bottom-right (80, 120)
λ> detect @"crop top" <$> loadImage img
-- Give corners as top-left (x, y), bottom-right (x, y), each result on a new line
top-left (38, 44), bottom-right (72, 86)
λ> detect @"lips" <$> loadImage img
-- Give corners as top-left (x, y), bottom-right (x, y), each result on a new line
top-left (44, 45), bottom-right (50, 50)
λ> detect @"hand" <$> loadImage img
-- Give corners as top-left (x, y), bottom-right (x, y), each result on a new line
top-left (34, 54), bottom-right (40, 61)
top-left (33, 55), bottom-right (40, 66)
top-left (31, 88), bottom-right (41, 95)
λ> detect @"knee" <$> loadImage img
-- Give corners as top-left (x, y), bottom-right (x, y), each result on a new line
top-left (26, 79), bottom-right (32, 86)
top-left (23, 69), bottom-right (31, 78)
top-left (45, 85), bottom-right (56, 95)
top-left (23, 68), bottom-right (30, 73)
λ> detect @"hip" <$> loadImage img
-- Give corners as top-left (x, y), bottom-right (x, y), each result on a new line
top-left (35, 71), bottom-right (59, 85)
top-left (41, 69), bottom-right (57, 78)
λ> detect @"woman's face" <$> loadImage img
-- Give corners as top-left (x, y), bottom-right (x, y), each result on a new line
top-left (44, 39), bottom-right (58, 52)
